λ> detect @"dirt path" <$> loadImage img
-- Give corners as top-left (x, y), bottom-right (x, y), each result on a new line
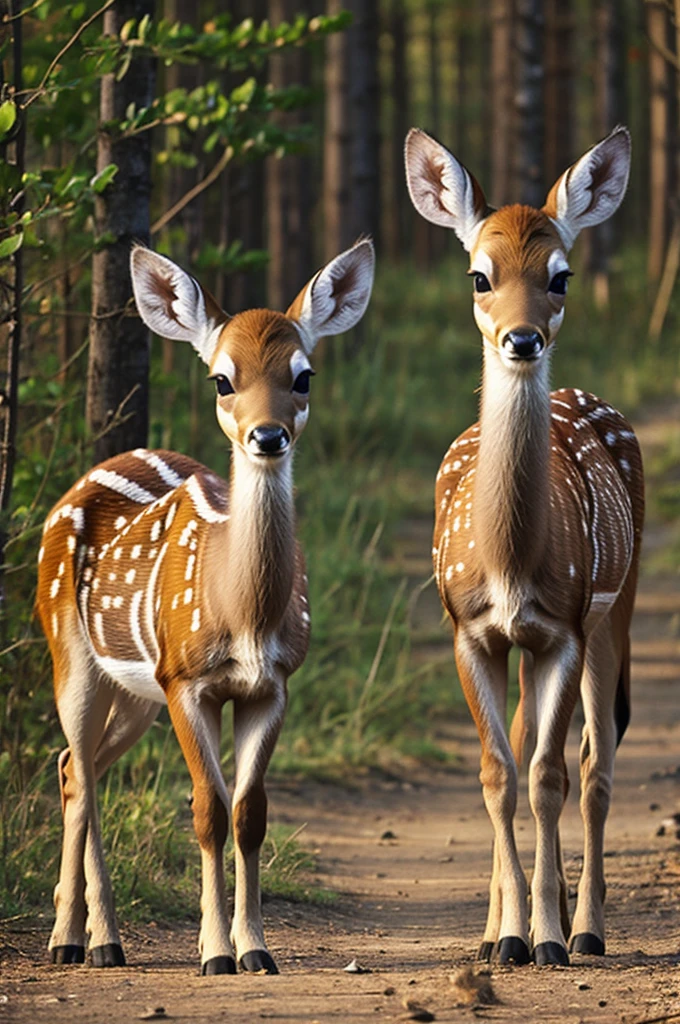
top-left (2, 409), bottom-right (680, 1024)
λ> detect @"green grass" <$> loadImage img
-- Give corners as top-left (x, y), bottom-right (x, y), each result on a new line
top-left (0, 718), bottom-right (334, 922)
top-left (2, 241), bottom-right (679, 920)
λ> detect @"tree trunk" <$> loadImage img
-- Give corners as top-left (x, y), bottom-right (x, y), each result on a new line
top-left (267, 0), bottom-right (313, 311)
top-left (87, 1), bottom-right (155, 464)
top-left (491, 0), bottom-right (514, 207)
top-left (324, 0), bottom-right (352, 260)
top-left (0, 0), bottom-right (24, 621)
top-left (349, 0), bottom-right (380, 247)
top-left (543, 0), bottom-right (573, 187)
top-left (514, 0), bottom-right (543, 206)
top-left (159, 0), bottom-right (197, 375)
top-left (587, 0), bottom-right (624, 308)
top-left (384, 0), bottom-right (408, 261)
top-left (647, 0), bottom-right (671, 283)
top-left (217, 0), bottom-right (266, 314)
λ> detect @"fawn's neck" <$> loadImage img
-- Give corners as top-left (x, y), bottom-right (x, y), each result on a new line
top-left (474, 345), bottom-right (551, 580)
top-left (206, 446), bottom-right (296, 635)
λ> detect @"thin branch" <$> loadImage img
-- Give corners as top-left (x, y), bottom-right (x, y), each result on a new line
top-left (2, 0), bottom-right (47, 21)
top-left (24, 0), bottom-right (117, 109)
top-left (151, 147), bottom-right (233, 235)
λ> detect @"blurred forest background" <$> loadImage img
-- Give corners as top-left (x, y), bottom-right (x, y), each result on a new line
top-left (0, 0), bottom-right (679, 921)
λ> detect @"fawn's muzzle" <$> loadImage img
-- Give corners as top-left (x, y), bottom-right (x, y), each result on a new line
top-left (248, 425), bottom-right (290, 456)
top-left (502, 329), bottom-right (545, 361)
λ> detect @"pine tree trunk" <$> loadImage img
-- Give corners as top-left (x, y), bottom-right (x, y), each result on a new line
top-left (159, 0), bottom-right (197, 375)
top-left (514, 0), bottom-right (543, 206)
top-left (324, 0), bottom-right (352, 260)
top-left (349, 0), bottom-right (380, 247)
top-left (587, 0), bottom-right (624, 308)
top-left (0, 0), bottom-right (24, 620)
top-left (218, 0), bottom-right (266, 314)
top-left (491, 0), bottom-right (514, 206)
top-left (647, 0), bottom-right (671, 283)
top-left (384, 0), bottom-right (408, 261)
top-left (87, 1), bottom-right (155, 464)
top-left (543, 0), bottom-right (573, 187)
top-left (267, 0), bottom-right (313, 310)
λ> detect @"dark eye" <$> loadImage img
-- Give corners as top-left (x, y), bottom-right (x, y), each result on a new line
top-left (548, 271), bottom-right (572, 295)
top-left (292, 370), bottom-right (314, 395)
top-left (210, 374), bottom-right (234, 396)
top-left (473, 272), bottom-right (491, 293)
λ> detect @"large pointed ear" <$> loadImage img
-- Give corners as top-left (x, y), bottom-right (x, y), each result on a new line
top-left (130, 246), bottom-right (227, 364)
top-left (543, 126), bottom-right (631, 251)
top-left (404, 128), bottom-right (489, 251)
top-left (286, 239), bottom-right (375, 354)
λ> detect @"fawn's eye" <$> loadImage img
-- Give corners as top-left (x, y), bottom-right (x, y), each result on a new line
top-left (471, 272), bottom-right (491, 293)
top-left (292, 370), bottom-right (314, 395)
top-left (210, 374), bottom-right (234, 396)
top-left (548, 270), bottom-right (572, 295)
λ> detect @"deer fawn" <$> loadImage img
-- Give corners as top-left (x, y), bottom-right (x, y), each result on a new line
top-left (36, 239), bottom-right (375, 974)
top-left (405, 127), bottom-right (643, 966)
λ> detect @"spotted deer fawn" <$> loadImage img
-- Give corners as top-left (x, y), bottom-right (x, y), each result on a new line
top-left (36, 240), bottom-right (375, 974)
top-left (405, 127), bottom-right (644, 965)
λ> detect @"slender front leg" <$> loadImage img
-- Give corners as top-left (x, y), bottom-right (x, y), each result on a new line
top-left (455, 631), bottom-right (530, 964)
top-left (529, 634), bottom-right (583, 965)
top-left (231, 689), bottom-right (286, 974)
top-left (570, 620), bottom-right (623, 955)
top-left (166, 682), bottom-right (236, 975)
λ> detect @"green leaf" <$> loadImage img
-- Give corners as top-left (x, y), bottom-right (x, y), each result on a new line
top-left (0, 233), bottom-right (24, 259)
top-left (0, 101), bottom-right (17, 141)
top-left (90, 163), bottom-right (118, 194)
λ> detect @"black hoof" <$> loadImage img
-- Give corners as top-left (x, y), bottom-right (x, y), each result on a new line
top-left (570, 932), bottom-right (605, 956)
top-left (239, 949), bottom-right (279, 975)
top-left (90, 943), bottom-right (126, 968)
top-left (201, 955), bottom-right (237, 976)
top-left (477, 941), bottom-right (495, 963)
top-left (51, 945), bottom-right (85, 965)
top-left (534, 941), bottom-right (569, 966)
top-left (497, 936), bottom-right (531, 965)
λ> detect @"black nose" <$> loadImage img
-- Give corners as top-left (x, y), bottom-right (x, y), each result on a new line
top-left (503, 329), bottom-right (544, 360)
top-left (249, 425), bottom-right (290, 454)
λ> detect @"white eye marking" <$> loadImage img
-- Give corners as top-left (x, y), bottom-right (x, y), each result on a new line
top-left (210, 349), bottom-right (236, 381)
top-left (547, 249), bottom-right (570, 277)
top-left (290, 348), bottom-right (312, 380)
top-left (469, 249), bottom-right (494, 282)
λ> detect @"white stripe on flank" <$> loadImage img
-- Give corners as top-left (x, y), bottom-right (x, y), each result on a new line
top-left (132, 449), bottom-right (185, 489)
top-left (89, 468), bottom-right (156, 504)
top-left (130, 589), bottom-right (152, 662)
top-left (145, 541), bottom-right (168, 661)
top-left (186, 475), bottom-right (228, 523)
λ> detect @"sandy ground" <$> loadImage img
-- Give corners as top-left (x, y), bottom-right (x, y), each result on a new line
top-left (1, 406), bottom-right (679, 1024)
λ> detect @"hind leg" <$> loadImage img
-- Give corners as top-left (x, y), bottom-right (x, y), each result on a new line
top-left (569, 618), bottom-right (627, 956)
top-left (51, 660), bottom-right (160, 966)
top-left (50, 646), bottom-right (115, 964)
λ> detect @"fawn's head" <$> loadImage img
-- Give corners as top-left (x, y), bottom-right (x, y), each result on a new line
top-left (405, 127), bottom-right (631, 369)
top-left (131, 241), bottom-right (375, 464)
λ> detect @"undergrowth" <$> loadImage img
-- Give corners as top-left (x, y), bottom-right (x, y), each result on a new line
top-left (1, 242), bottom-right (679, 919)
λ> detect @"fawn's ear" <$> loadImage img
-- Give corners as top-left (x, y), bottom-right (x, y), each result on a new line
top-left (286, 239), bottom-right (375, 354)
top-left (130, 246), bottom-right (227, 364)
top-left (404, 128), bottom-right (489, 251)
top-left (543, 126), bottom-right (631, 251)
